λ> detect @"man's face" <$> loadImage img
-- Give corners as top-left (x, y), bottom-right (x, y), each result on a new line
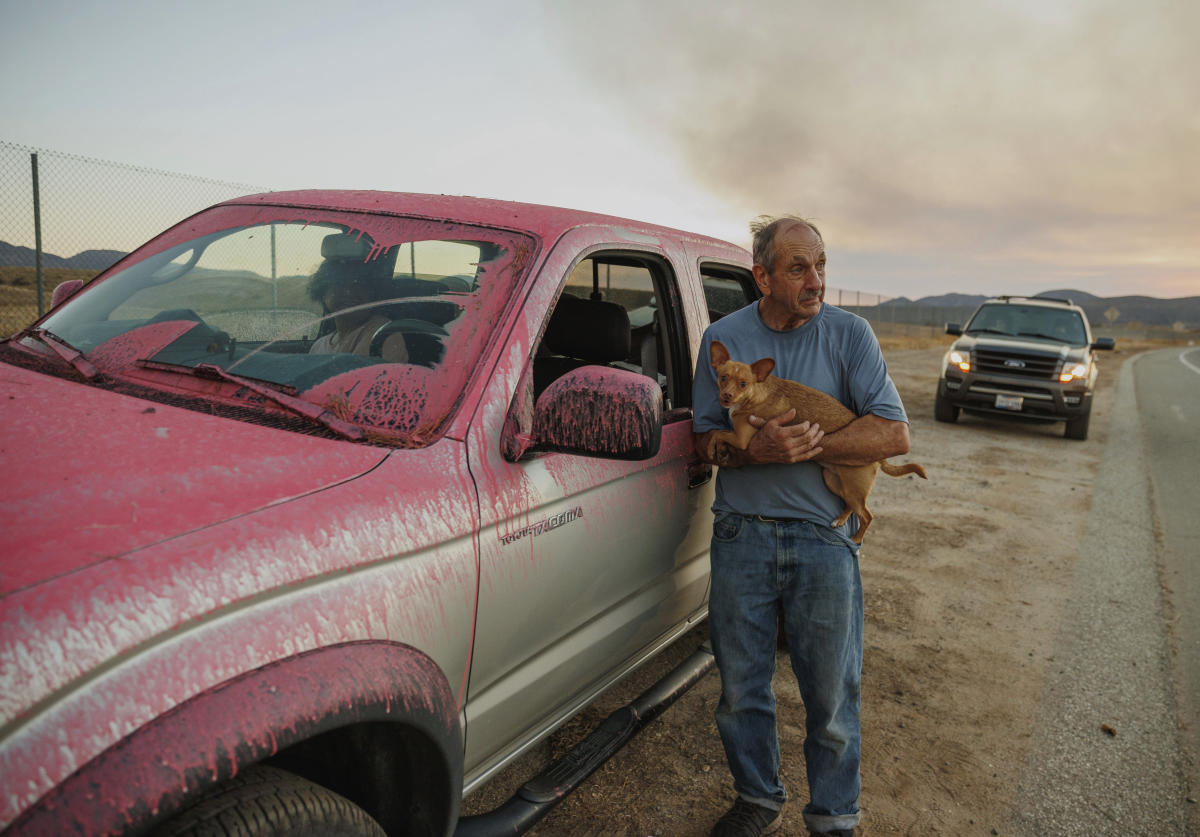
top-left (323, 277), bottom-right (372, 312)
top-left (322, 276), bottom-right (378, 328)
top-left (753, 222), bottom-right (825, 329)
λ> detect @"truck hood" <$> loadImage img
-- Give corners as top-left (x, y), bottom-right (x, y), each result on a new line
top-left (0, 363), bottom-right (389, 596)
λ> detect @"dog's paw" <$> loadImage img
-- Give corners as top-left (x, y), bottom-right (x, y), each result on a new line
top-left (715, 441), bottom-right (735, 466)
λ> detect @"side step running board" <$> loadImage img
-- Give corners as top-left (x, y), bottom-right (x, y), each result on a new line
top-left (454, 641), bottom-right (715, 837)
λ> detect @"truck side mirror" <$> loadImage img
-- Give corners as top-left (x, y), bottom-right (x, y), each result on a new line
top-left (51, 279), bottom-right (85, 308)
top-left (945, 322), bottom-right (963, 336)
top-left (531, 367), bottom-right (662, 460)
top-left (1092, 337), bottom-right (1115, 350)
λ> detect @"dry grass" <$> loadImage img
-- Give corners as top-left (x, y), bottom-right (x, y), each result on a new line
top-left (0, 268), bottom-right (320, 337)
top-left (0, 267), bottom-right (99, 335)
top-left (1, 285), bottom-right (50, 336)
top-left (1106, 336), bottom-right (1197, 355)
top-left (0, 266), bottom-right (98, 288)
top-left (876, 333), bottom-right (954, 352)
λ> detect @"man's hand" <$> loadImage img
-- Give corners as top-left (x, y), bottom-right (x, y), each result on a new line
top-left (745, 408), bottom-right (825, 464)
top-left (693, 409), bottom-right (825, 467)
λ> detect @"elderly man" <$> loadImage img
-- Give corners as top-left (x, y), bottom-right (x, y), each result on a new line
top-left (692, 216), bottom-right (911, 837)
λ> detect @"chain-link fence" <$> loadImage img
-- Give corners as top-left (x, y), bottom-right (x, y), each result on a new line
top-left (829, 288), bottom-right (974, 327)
top-left (832, 288), bottom-right (1195, 343)
top-left (2, 142), bottom-right (1188, 344)
top-left (0, 141), bottom-right (266, 336)
top-left (828, 288), bottom-right (973, 343)
top-left (0, 144), bottom-right (928, 342)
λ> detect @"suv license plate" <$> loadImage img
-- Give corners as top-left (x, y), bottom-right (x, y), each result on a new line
top-left (995, 394), bottom-right (1023, 411)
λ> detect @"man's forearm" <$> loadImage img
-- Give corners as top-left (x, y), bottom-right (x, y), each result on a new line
top-left (814, 414), bottom-right (910, 466)
top-left (696, 414), bottom-right (905, 468)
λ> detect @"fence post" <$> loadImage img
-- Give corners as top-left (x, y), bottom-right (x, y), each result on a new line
top-left (31, 153), bottom-right (44, 317)
top-left (270, 223), bottom-right (278, 308)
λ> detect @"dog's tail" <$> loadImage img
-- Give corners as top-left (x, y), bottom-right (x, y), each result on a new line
top-left (881, 460), bottom-right (927, 479)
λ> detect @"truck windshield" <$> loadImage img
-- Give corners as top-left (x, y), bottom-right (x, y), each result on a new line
top-left (35, 204), bottom-right (536, 443)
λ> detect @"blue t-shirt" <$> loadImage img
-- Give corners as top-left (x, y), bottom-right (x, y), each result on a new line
top-left (692, 301), bottom-right (908, 536)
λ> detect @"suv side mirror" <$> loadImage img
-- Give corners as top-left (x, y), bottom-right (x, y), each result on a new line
top-left (533, 367), bottom-right (662, 460)
top-left (945, 323), bottom-right (963, 336)
top-left (1092, 337), bottom-right (1115, 351)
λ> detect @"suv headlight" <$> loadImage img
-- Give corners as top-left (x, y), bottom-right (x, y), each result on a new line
top-left (1059, 360), bottom-right (1089, 383)
top-left (948, 349), bottom-right (970, 373)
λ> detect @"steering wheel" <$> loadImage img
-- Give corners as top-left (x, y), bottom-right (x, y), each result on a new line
top-left (146, 309), bottom-right (231, 353)
top-left (369, 319), bottom-right (448, 366)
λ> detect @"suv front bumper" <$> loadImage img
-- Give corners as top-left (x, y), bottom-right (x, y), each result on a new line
top-left (939, 372), bottom-right (1092, 422)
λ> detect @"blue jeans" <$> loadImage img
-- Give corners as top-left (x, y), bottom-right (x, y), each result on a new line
top-left (709, 512), bottom-right (863, 834)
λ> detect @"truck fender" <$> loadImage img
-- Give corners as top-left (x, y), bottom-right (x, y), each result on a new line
top-left (8, 641), bottom-right (462, 837)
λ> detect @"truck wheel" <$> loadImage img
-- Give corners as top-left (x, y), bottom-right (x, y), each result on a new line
top-left (1064, 408), bottom-right (1091, 440)
top-left (934, 390), bottom-right (959, 423)
top-left (152, 765), bottom-right (385, 837)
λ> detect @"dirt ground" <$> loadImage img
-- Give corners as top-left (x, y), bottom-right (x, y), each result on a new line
top-left (463, 337), bottom-right (1157, 836)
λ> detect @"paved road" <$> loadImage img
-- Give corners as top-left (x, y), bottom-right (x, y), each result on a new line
top-left (1138, 345), bottom-right (1200, 835)
top-left (1012, 348), bottom-right (1194, 835)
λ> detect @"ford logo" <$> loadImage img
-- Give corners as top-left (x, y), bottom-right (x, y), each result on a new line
top-left (1004, 359), bottom-right (1026, 368)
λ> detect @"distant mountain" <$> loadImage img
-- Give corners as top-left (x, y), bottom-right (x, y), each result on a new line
top-left (879, 288), bottom-right (1200, 328)
top-left (1, 241), bottom-right (65, 269)
top-left (0, 241), bottom-right (127, 272)
top-left (1063, 293), bottom-right (1200, 328)
top-left (66, 249), bottom-right (127, 270)
top-left (883, 293), bottom-right (989, 308)
top-left (894, 290), bottom-right (1103, 308)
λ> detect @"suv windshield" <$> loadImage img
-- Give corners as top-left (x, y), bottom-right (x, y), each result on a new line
top-left (30, 204), bottom-right (536, 444)
top-left (965, 303), bottom-right (1088, 346)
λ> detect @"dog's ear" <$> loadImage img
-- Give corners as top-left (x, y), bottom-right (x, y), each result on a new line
top-left (710, 340), bottom-right (730, 368)
top-left (751, 358), bottom-right (775, 381)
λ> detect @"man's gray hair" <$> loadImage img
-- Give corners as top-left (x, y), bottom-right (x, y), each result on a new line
top-left (749, 215), bottom-right (823, 271)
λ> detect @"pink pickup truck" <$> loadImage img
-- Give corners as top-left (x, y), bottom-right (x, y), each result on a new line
top-left (0, 191), bottom-right (759, 836)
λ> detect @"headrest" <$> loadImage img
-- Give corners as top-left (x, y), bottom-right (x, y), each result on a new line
top-left (321, 232), bottom-right (376, 261)
top-left (545, 294), bottom-right (631, 362)
top-left (318, 232), bottom-right (396, 284)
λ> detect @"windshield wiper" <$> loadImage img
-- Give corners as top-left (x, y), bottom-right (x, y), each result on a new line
top-left (966, 327), bottom-right (1012, 336)
top-left (20, 328), bottom-right (100, 379)
top-left (189, 362), bottom-right (366, 442)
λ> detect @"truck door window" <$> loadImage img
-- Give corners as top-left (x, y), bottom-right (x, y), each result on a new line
top-left (700, 263), bottom-right (758, 322)
top-left (536, 254), bottom-right (689, 412)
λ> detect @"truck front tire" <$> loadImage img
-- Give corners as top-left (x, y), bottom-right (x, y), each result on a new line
top-left (1064, 406), bottom-right (1091, 440)
top-left (151, 765), bottom-right (386, 837)
top-left (934, 389), bottom-right (960, 423)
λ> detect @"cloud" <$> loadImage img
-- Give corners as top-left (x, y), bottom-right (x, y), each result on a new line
top-left (542, 0), bottom-right (1199, 295)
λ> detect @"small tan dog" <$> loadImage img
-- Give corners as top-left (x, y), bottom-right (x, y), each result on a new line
top-left (707, 339), bottom-right (926, 543)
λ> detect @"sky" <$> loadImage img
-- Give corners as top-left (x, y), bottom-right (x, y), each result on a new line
top-left (2, 0), bottom-right (1197, 300)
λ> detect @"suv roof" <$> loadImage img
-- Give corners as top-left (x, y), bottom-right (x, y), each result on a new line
top-left (984, 295), bottom-right (1077, 308)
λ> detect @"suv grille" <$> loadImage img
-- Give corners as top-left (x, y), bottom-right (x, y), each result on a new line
top-left (974, 348), bottom-right (1058, 379)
